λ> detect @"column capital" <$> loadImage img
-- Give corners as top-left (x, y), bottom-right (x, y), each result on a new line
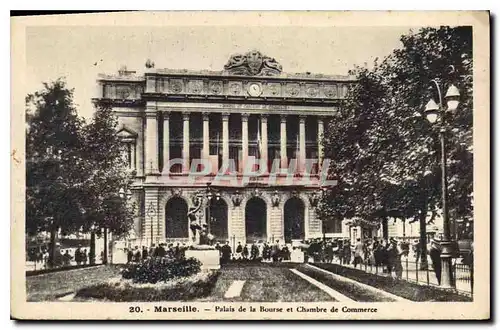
top-left (299, 115), bottom-right (306, 123)
top-left (260, 114), bottom-right (268, 123)
top-left (241, 113), bottom-right (249, 122)
top-left (222, 112), bottom-right (230, 121)
top-left (202, 112), bottom-right (210, 121)
top-left (280, 114), bottom-right (287, 123)
top-left (163, 111), bottom-right (170, 120)
top-left (182, 112), bottom-right (190, 121)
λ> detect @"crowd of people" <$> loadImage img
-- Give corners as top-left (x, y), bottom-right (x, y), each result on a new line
top-left (121, 235), bottom-right (455, 285)
top-left (124, 243), bottom-right (190, 263)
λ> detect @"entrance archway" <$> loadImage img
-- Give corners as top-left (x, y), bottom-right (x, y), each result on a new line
top-left (209, 198), bottom-right (228, 242)
top-left (245, 197), bottom-right (267, 243)
top-left (165, 197), bottom-right (189, 238)
top-left (284, 197), bottom-right (305, 242)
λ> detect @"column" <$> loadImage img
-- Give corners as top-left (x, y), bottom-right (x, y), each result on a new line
top-left (261, 114), bottom-right (268, 172)
top-left (222, 112), bottom-right (229, 168)
top-left (131, 143), bottom-right (136, 170)
top-left (162, 112), bottom-right (170, 174)
top-left (317, 116), bottom-right (324, 168)
top-left (241, 113), bottom-right (249, 173)
top-left (299, 115), bottom-right (306, 173)
top-left (202, 113), bottom-right (210, 160)
top-left (280, 115), bottom-right (287, 170)
top-left (182, 112), bottom-right (190, 173)
top-left (145, 110), bottom-right (159, 174)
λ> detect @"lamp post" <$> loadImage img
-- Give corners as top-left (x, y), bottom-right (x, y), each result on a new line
top-left (205, 182), bottom-right (220, 236)
top-left (146, 200), bottom-right (156, 247)
top-left (424, 79), bottom-right (460, 289)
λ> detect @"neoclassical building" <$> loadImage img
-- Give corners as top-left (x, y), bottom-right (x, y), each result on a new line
top-left (94, 50), bottom-right (356, 248)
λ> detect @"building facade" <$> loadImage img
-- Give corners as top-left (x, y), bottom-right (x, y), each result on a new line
top-left (94, 50), bottom-right (356, 249)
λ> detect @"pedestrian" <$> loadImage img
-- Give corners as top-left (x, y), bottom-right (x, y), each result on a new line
top-left (353, 238), bottom-right (364, 268)
top-left (221, 241), bottom-right (232, 264)
top-left (429, 237), bottom-right (442, 285)
top-left (142, 246), bottom-right (148, 260)
top-left (271, 240), bottom-right (280, 262)
top-left (133, 246), bottom-right (141, 262)
top-left (235, 242), bottom-right (243, 261)
top-left (242, 244), bottom-right (249, 260)
top-left (250, 243), bottom-right (259, 261)
top-left (127, 248), bottom-right (133, 264)
top-left (342, 240), bottom-right (351, 265)
top-left (75, 246), bottom-right (82, 266)
top-left (386, 238), bottom-right (399, 277)
top-left (82, 249), bottom-right (88, 265)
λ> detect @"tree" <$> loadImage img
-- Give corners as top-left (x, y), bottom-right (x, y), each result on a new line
top-left (26, 79), bottom-right (87, 267)
top-left (26, 80), bottom-right (136, 267)
top-left (320, 27), bottom-right (473, 268)
top-left (80, 102), bottom-right (136, 264)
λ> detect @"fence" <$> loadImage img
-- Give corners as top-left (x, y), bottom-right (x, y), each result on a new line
top-left (341, 258), bottom-right (473, 295)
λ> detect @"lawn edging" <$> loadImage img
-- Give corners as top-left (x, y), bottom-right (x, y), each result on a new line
top-left (312, 263), bottom-right (472, 302)
top-left (305, 264), bottom-right (409, 302)
top-left (26, 264), bottom-right (103, 277)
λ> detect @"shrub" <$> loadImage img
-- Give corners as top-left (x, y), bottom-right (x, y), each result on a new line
top-left (121, 257), bottom-right (201, 284)
top-left (75, 270), bottom-right (219, 301)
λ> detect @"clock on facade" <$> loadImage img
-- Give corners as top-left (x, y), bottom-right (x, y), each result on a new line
top-left (247, 83), bottom-right (262, 97)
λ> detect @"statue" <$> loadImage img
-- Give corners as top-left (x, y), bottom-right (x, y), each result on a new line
top-left (223, 50), bottom-right (282, 76)
top-left (187, 195), bottom-right (216, 250)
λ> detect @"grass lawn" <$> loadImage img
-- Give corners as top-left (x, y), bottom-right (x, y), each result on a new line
top-left (198, 263), bottom-right (335, 302)
top-left (26, 265), bottom-right (122, 301)
top-left (313, 263), bottom-right (472, 302)
top-left (297, 265), bottom-right (396, 302)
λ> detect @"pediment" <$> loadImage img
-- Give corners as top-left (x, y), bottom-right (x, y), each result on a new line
top-left (116, 125), bottom-right (138, 141)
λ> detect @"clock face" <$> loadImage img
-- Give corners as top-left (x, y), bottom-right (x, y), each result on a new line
top-left (248, 83), bottom-right (262, 97)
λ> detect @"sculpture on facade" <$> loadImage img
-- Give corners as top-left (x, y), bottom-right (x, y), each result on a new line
top-left (224, 50), bottom-right (283, 76)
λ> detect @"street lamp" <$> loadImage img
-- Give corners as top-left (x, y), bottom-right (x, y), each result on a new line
top-left (205, 182), bottom-right (220, 235)
top-left (146, 201), bottom-right (156, 247)
top-left (424, 79), bottom-right (460, 289)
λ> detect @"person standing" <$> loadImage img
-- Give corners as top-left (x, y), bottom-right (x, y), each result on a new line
top-left (235, 242), bottom-right (243, 261)
top-left (82, 249), bottom-right (88, 265)
top-left (429, 237), bottom-right (442, 285)
top-left (353, 238), bottom-right (364, 268)
top-left (221, 241), bottom-right (232, 264)
top-left (242, 244), bottom-right (249, 261)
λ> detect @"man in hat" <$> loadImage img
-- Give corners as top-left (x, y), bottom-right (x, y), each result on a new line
top-left (429, 237), bottom-right (442, 285)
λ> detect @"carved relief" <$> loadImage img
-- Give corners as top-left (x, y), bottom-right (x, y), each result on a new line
top-left (171, 188), bottom-right (182, 197)
top-left (228, 82), bottom-right (242, 95)
top-left (267, 83), bottom-right (281, 96)
top-left (188, 80), bottom-right (203, 94)
top-left (231, 190), bottom-right (243, 207)
top-left (309, 191), bottom-right (320, 207)
top-left (170, 79), bottom-right (183, 94)
top-left (323, 85), bottom-right (337, 98)
top-left (305, 84), bottom-right (319, 97)
top-left (210, 81), bottom-right (223, 95)
top-left (286, 84), bottom-right (300, 97)
top-left (116, 85), bottom-right (130, 99)
top-left (223, 50), bottom-right (282, 76)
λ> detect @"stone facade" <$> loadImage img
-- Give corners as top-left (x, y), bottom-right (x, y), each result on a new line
top-left (94, 51), bottom-right (356, 249)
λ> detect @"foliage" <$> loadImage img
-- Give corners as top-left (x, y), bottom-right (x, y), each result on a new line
top-left (26, 80), bottom-right (136, 259)
top-left (80, 103), bottom-right (136, 237)
top-left (74, 270), bottom-right (219, 302)
top-left (319, 26), bottom-right (473, 238)
top-left (26, 79), bottom-right (87, 236)
top-left (121, 257), bottom-right (202, 284)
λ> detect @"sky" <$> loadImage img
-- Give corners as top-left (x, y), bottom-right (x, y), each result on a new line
top-left (26, 25), bottom-right (413, 119)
